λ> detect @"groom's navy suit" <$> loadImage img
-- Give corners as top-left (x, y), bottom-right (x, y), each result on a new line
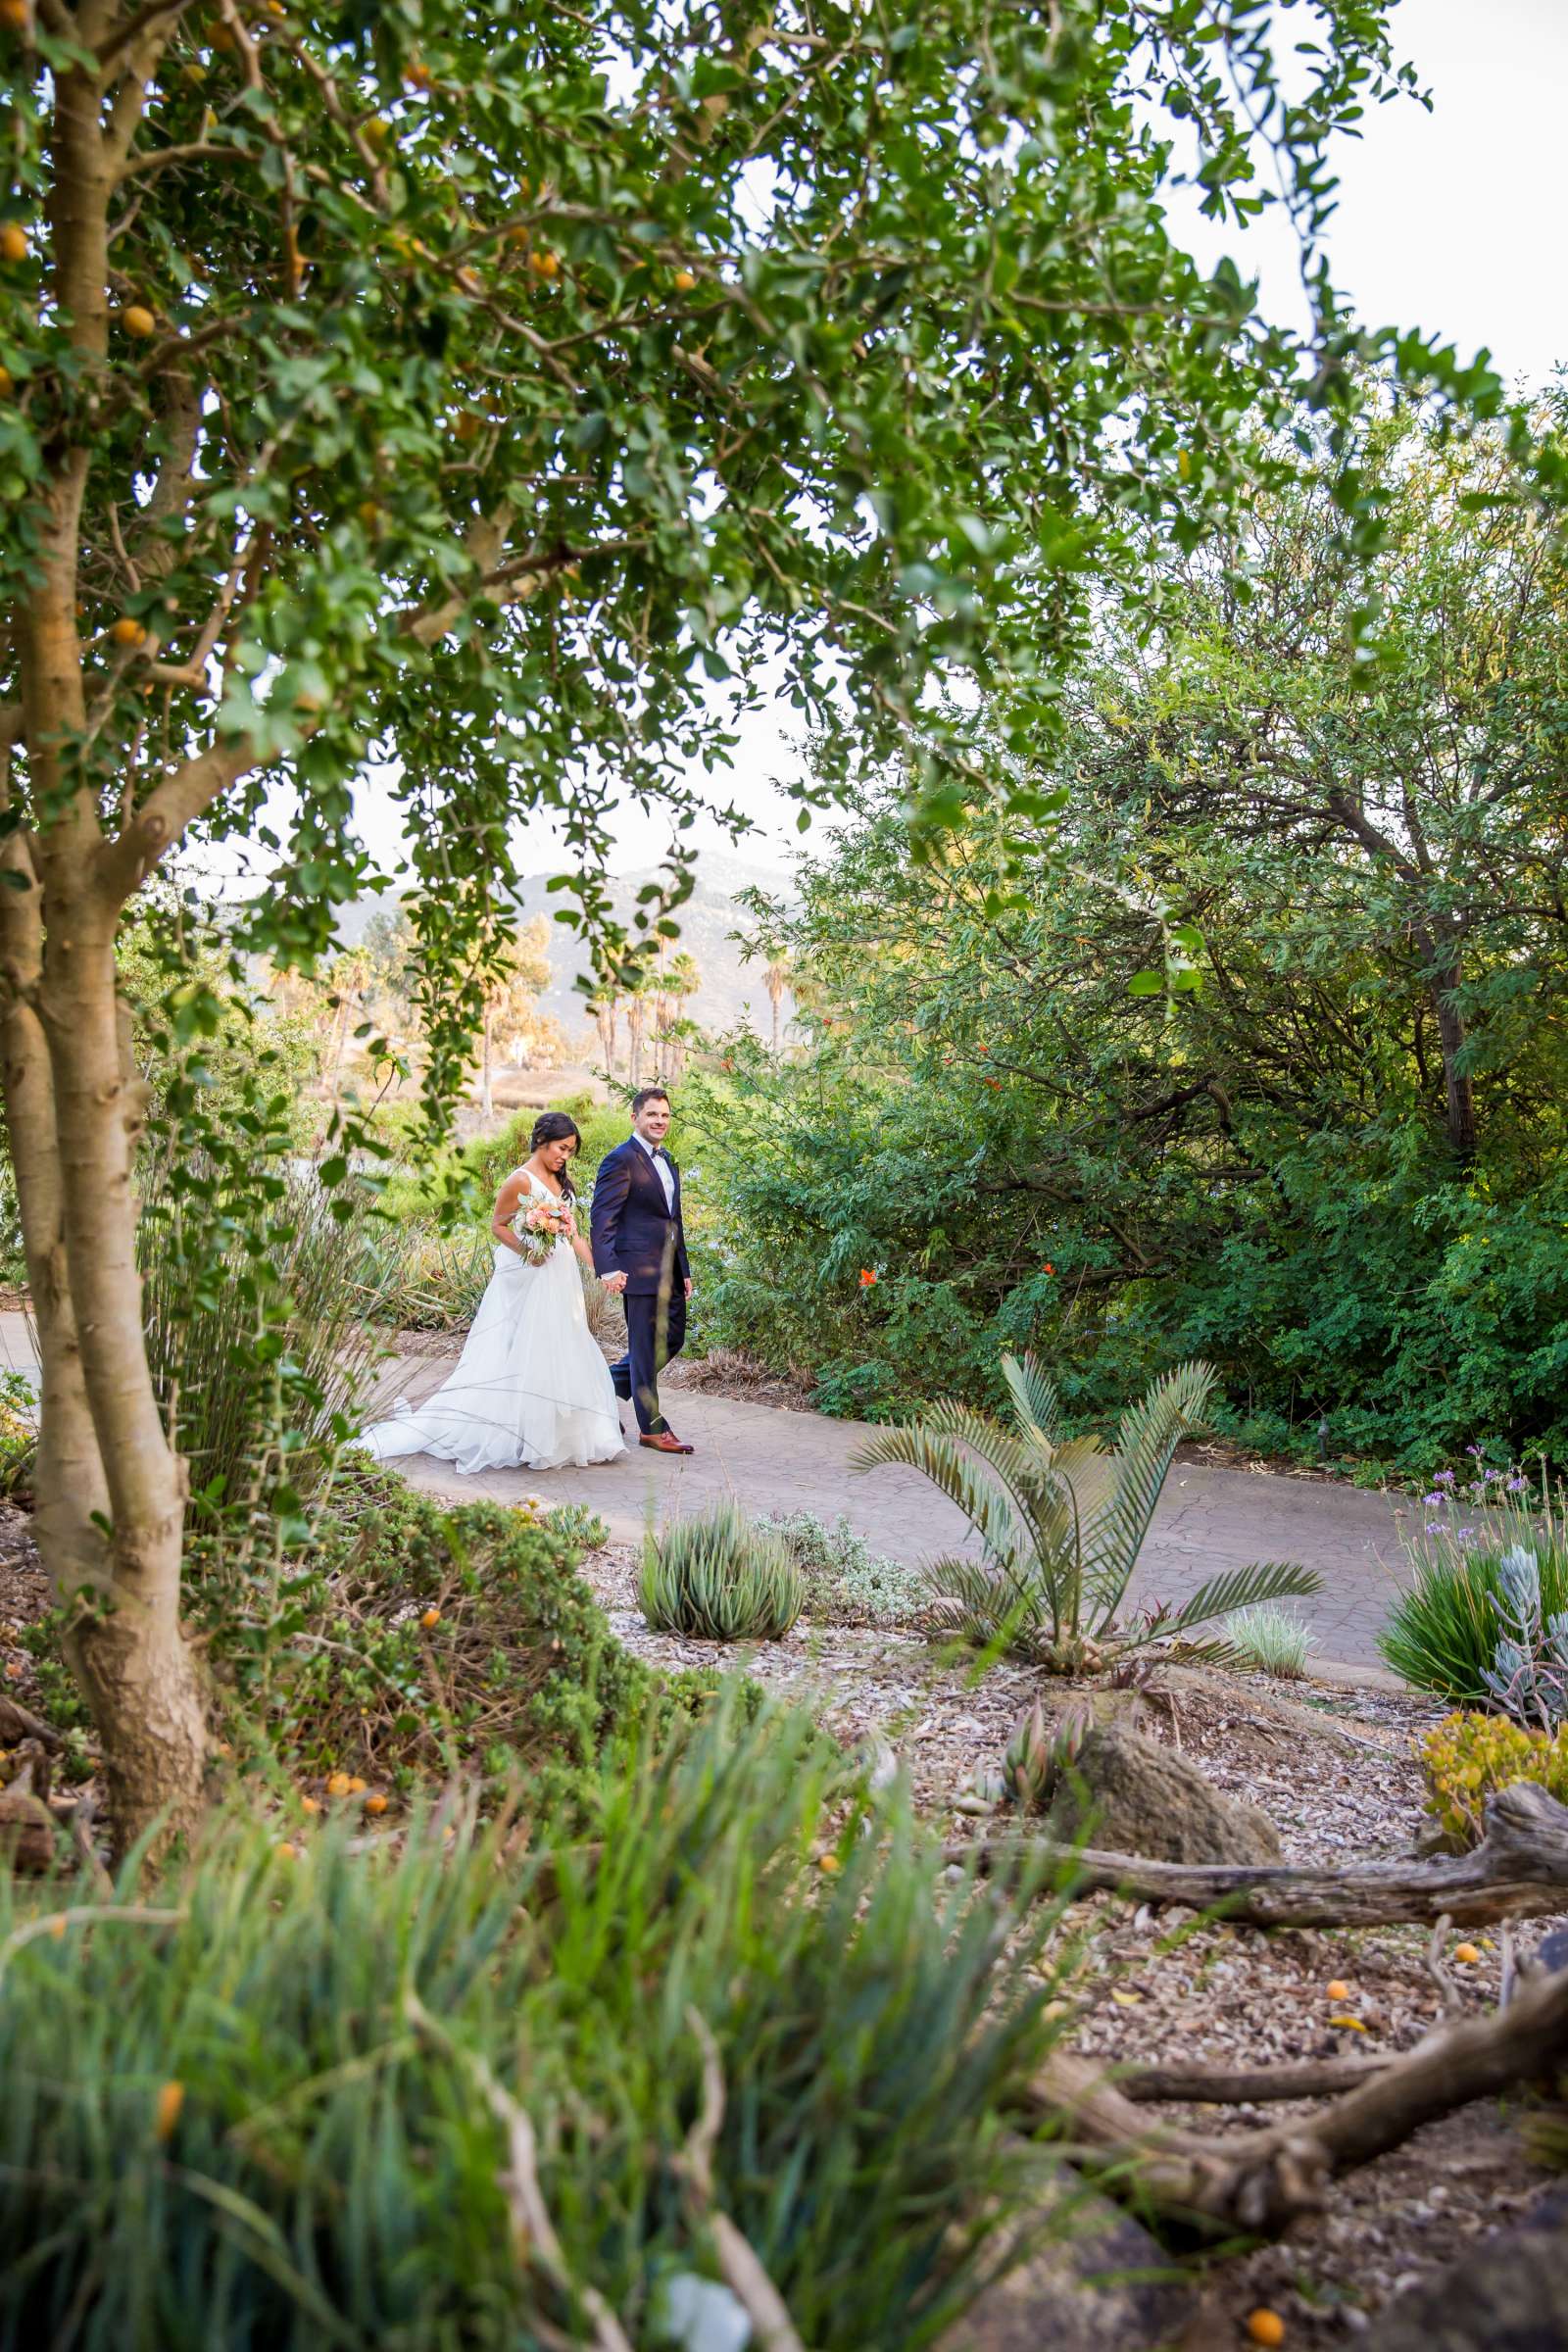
top-left (590, 1136), bottom-right (690, 1436)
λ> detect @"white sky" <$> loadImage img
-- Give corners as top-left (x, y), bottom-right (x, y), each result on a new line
top-left (259, 0), bottom-right (1568, 897)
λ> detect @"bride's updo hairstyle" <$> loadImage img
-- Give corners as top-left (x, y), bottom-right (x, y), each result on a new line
top-left (530, 1111), bottom-right (583, 1196)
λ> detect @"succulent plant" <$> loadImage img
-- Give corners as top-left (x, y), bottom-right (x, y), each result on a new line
top-left (1001, 1698), bottom-right (1096, 1813)
top-left (640, 1502), bottom-right (804, 1642)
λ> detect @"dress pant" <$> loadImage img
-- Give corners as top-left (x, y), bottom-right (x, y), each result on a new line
top-left (610, 1283), bottom-right (687, 1435)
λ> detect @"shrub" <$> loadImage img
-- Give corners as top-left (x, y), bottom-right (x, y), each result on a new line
top-left (1379, 1496), bottom-right (1568, 1701)
top-left (855, 1355), bottom-right (1319, 1669)
top-left (140, 1161), bottom-right (389, 1544)
top-left (642, 1503), bottom-right (805, 1641)
top-left (353, 1219), bottom-right (496, 1330)
top-left (1482, 1544), bottom-right (1568, 1730)
top-left (758, 1508), bottom-right (926, 1627)
top-left (0, 1701), bottom-right (1065, 2350)
top-left (1419, 1708), bottom-right (1568, 1850)
top-left (1225, 1602), bottom-right (1315, 1679)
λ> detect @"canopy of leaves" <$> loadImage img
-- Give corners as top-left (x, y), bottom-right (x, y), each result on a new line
top-left (690, 401), bottom-right (1568, 1470)
top-left (0, 0), bottom-right (1505, 1129)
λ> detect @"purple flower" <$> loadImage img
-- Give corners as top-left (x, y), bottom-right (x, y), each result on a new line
top-left (1426, 1521), bottom-right (1446, 1533)
top-left (1484, 1467), bottom-right (1503, 1483)
top-left (1423, 1492), bottom-right (1446, 1507)
top-left (1466, 1445), bottom-right (1484, 1459)
top-left (1435, 1469), bottom-right (1456, 1487)
top-left (1456, 1526), bottom-right (1477, 1544)
top-left (1506, 1476), bottom-right (1530, 1494)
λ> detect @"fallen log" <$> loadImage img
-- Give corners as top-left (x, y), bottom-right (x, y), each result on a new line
top-left (952, 1779), bottom-right (1568, 1930)
top-left (1024, 1953), bottom-right (1568, 2236)
top-left (1119, 2052), bottom-right (1391, 2105)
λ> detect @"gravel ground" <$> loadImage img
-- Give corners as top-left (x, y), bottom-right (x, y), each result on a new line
top-left (586, 1539), bottom-right (1568, 2344)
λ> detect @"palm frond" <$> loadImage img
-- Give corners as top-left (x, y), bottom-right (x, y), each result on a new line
top-left (922, 1555), bottom-right (1048, 1650)
top-left (1131, 1559), bottom-right (1322, 1645)
top-left (1001, 1353), bottom-right (1065, 1449)
top-left (1082, 1360), bottom-right (1216, 1628)
top-left (853, 1423), bottom-right (1027, 1576)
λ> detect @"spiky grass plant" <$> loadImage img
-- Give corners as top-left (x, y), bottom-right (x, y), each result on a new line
top-left (641, 1502), bottom-right (805, 1641)
top-left (1225, 1601), bottom-right (1315, 1679)
top-left (855, 1355), bottom-right (1319, 1669)
top-left (1379, 1494), bottom-right (1568, 1701)
top-left (0, 1698), bottom-right (1068, 2350)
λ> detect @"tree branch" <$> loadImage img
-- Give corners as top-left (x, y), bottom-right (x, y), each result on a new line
top-left (955, 1780), bottom-right (1568, 1931)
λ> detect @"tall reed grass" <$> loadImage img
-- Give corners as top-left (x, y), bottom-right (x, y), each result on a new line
top-left (0, 1698), bottom-right (1067, 2349)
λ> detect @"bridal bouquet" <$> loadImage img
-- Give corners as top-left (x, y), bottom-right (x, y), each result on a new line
top-left (514, 1196), bottom-right (573, 1265)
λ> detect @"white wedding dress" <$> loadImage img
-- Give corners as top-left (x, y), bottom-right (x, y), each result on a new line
top-left (357, 1172), bottom-right (626, 1474)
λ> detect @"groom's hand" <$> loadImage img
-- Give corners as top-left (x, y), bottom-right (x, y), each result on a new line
top-left (684, 1279), bottom-right (693, 1301)
top-left (601, 1270), bottom-right (628, 1295)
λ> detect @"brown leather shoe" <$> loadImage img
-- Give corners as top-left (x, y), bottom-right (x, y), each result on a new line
top-left (639, 1431), bottom-right (694, 1454)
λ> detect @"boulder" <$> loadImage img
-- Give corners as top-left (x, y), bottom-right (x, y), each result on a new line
top-left (951, 2191), bottom-right (1198, 2352)
top-left (1044, 1725), bottom-right (1283, 1866)
top-left (1374, 2191), bottom-right (1568, 2351)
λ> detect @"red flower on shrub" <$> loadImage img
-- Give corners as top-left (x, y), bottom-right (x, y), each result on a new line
top-left (858, 1268), bottom-right (878, 1288)
top-left (1043, 1262), bottom-right (1055, 1275)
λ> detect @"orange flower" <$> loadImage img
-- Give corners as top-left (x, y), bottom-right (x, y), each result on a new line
top-left (984, 1077), bottom-right (1001, 1089)
top-left (1043, 1262), bottom-right (1055, 1275)
top-left (858, 1269), bottom-right (878, 1288)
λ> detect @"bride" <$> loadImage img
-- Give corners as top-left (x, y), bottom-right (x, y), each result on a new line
top-left (358, 1112), bottom-right (625, 1474)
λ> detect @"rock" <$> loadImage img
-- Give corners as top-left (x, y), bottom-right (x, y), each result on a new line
top-left (1374, 2191), bottom-right (1568, 2350)
top-left (950, 2191), bottom-right (1198, 2351)
top-left (1044, 1725), bottom-right (1283, 1865)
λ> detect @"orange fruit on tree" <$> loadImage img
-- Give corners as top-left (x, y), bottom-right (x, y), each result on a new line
top-left (0, 222), bottom-right (28, 265)
top-left (0, 368), bottom-right (14, 398)
top-left (0, 1), bottom-right (29, 37)
top-left (111, 615), bottom-right (147, 647)
top-left (1246, 2313), bottom-right (1286, 2348)
top-left (406, 60), bottom-right (432, 89)
top-left (122, 303), bottom-right (157, 338)
top-left (154, 2081), bottom-right (185, 2141)
top-left (673, 269), bottom-right (697, 293)
top-left (528, 248), bottom-right (561, 280)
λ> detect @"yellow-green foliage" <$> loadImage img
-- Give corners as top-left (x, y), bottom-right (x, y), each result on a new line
top-left (1420, 1709), bottom-right (1568, 1850)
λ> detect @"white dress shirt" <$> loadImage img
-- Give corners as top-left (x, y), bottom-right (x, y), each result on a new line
top-left (635, 1129), bottom-right (675, 1210)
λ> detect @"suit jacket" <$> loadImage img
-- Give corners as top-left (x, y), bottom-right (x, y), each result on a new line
top-left (589, 1138), bottom-right (690, 1297)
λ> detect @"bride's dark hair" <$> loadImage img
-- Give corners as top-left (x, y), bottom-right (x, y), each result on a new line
top-left (529, 1111), bottom-right (582, 1197)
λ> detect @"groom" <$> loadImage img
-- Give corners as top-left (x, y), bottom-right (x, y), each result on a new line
top-left (590, 1086), bottom-right (695, 1454)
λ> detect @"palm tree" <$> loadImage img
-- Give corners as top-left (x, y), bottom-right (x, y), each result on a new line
top-left (477, 916), bottom-right (552, 1120)
top-left (585, 983), bottom-right (620, 1075)
top-left (854, 1357), bottom-right (1319, 1671)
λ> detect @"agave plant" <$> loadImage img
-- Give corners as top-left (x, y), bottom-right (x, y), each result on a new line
top-left (641, 1501), bottom-right (805, 1641)
top-left (854, 1355), bottom-right (1320, 1669)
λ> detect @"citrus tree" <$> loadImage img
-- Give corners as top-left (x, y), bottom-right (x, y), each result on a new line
top-left (0, 0), bottom-right (1475, 1843)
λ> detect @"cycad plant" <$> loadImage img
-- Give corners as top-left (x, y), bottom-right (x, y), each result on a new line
top-left (854, 1355), bottom-right (1319, 1670)
top-left (641, 1501), bottom-right (805, 1641)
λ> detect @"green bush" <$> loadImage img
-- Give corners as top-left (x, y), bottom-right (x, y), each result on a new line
top-left (203, 1461), bottom-right (684, 1803)
top-left (140, 1163), bottom-right (389, 1544)
top-left (1419, 1708), bottom-right (1568, 1849)
top-left (642, 1503), bottom-right (805, 1642)
top-left (1379, 1499), bottom-right (1568, 1701)
top-left (758, 1508), bottom-right (927, 1627)
top-left (0, 1701), bottom-right (1064, 2350)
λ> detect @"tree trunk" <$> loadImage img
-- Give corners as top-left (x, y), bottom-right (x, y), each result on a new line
top-left (480, 1002), bottom-right (494, 1120)
top-left (1427, 956), bottom-right (1476, 1164)
top-left (627, 1003), bottom-right (645, 1087)
top-left (2, 892), bottom-right (206, 1857)
top-left (769, 983), bottom-right (781, 1053)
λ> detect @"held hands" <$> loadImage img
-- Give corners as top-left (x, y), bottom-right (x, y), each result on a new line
top-left (601, 1270), bottom-right (629, 1295)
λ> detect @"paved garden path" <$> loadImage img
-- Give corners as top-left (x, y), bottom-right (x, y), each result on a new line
top-left (368, 1349), bottom-right (1412, 1673)
top-left (0, 1311), bottom-right (1411, 1672)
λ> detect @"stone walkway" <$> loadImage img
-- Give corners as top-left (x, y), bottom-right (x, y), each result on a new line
top-left (0, 1312), bottom-right (1414, 1671)
top-left (368, 1349), bottom-right (1413, 1671)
